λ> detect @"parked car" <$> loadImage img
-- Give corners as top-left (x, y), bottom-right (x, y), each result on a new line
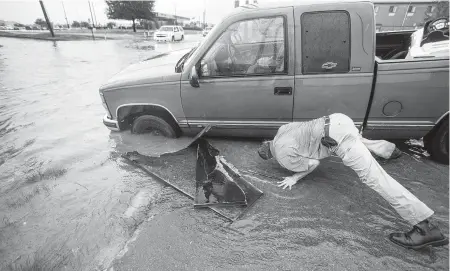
top-left (154, 25), bottom-right (184, 42)
top-left (100, 0), bottom-right (449, 163)
top-left (202, 27), bottom-right (213, 37)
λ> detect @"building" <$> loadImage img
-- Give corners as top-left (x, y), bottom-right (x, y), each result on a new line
top-left (154, 12), bottom-right (190, 27)
top-left (235, 0), bottom-right (258, 8)
top-left (374, 0), bottom-right (439, 31)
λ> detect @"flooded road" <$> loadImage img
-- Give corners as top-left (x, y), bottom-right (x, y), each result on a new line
top-left (0, 36), bottom-right (448, 271)
top-left (0, 36), bottom-right (200, 270)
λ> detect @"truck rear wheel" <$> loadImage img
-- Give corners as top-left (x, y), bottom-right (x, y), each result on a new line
top-left (131, 115), bottom-right (178, 138)
top-left (426, 119), bottom-right (449, 164)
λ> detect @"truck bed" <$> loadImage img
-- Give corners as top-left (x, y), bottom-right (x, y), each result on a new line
top-left (363, 57), bottom-right (449, 139)
top-left (375, 30), bottom-right (415, 60)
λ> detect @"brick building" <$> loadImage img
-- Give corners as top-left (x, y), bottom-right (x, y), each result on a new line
top-left (374, 0), bottom-right (439, 31)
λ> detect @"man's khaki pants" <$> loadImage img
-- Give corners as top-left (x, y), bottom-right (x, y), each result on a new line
top-left (328, 113), bottom-right (434, 225)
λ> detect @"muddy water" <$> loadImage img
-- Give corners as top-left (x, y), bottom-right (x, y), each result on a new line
top-left (0, 36), bottom-right (199, 270)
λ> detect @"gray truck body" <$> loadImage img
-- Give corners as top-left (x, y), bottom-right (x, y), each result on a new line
top-left (100, 0), bottom-right (449, 141)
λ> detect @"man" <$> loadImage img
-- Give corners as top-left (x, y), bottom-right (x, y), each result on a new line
top-left (258, 113), bottom-right (448, 250)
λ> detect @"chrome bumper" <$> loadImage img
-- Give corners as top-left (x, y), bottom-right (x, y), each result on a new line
top-left (103, 115), bottom-right (120, 131)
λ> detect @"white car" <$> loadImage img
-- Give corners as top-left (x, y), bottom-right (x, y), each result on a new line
top-left (154, 25), bottom-right (184, 42)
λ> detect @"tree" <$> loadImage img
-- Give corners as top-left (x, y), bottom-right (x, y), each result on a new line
top-left (425, 1), bottom-right (449, 22)
top-left (105, 1), bottom-right (155, 32)
top-left (106, 22), bottom-right (116, 29)
top-left (80, 21), bottom-right (90, 28)
top-left (72, 21), bottom-right (81, 28)
top-left (35, 18), bottom-right (47, 28)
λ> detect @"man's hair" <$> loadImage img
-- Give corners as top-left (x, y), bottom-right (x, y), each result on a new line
top-left (258, 141), bottom-right (272, 160)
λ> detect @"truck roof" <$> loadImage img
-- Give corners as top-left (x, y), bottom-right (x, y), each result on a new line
top-left (227, 0), bottom-right (372, 18)
top-left (237, 0), bottom-right (372, 10)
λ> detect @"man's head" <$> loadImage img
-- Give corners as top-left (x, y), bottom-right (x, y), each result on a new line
top-left (258, 141), bottom-right (273, 160)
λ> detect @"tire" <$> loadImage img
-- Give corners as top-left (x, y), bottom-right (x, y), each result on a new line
top-left (131, 115), bottom-right (178, 138)
top-left (181, 35), bottom-right (184, 41)
top-left (427, 119), bottom-right (449, 164)
top-left (171, 36), bottom-right (175, 42)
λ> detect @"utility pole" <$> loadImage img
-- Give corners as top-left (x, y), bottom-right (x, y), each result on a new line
top-left (91, 1), bottom-right (98, 27)
top-left (88, 1), bottom-right (95, 40)
top-left (61, 1), bottom-right (70, 28)
top-left (39, 0), bottom-right (55, 37)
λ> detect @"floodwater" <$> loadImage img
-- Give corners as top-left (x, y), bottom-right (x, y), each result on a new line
top-left (0, 35), bottom-right (448, 271)
top-left (0, 36), bottom-right (200, 270)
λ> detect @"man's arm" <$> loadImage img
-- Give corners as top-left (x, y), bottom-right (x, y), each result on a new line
top-left (277, 159), bottom-right (320, 190)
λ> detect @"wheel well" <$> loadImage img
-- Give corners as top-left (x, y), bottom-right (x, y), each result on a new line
top-left (424, 113), bottom-right (449, 142)
top-left (117, 105), bottom-right (180, 132)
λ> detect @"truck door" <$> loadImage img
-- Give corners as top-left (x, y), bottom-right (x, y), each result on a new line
top-left (181, 9), bottom-right (295, 137)
top-left (293, 3), bottom-right (375, 128)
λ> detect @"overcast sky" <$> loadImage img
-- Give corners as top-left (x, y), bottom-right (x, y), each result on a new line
top-left (0, 0), bottom-right (275, 25)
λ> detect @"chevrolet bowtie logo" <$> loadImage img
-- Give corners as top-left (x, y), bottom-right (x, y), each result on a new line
top-left (322, 62), bottom-right (338, 70)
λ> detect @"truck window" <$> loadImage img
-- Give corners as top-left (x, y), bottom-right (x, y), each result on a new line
top-left (301, 11), bottom-right (350, 74)
top-left (199, 16), bottom-right (286, 77)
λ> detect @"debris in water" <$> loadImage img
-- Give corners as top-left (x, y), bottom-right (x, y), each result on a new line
top-left (122, 126), bottom-right (263, 222)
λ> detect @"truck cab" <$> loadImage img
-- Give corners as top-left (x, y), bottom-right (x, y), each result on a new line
top-left (100, 0), bottom-right (449, 163)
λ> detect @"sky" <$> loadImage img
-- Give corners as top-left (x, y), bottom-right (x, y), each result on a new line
top-left (0, 0), bottom-right (273, 25)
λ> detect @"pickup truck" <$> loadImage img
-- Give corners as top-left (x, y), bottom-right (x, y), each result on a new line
top-left (99, 0), bottom-right (449, 164)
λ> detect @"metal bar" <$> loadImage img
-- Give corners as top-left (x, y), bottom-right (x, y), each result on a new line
top-left (122, 154), bottom-right (234, 222)
top-left (401, 2), bottom-right (412, 28)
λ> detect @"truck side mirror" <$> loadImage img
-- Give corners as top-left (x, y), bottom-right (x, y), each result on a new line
top-left (190, 66), bottom-right (200, 88)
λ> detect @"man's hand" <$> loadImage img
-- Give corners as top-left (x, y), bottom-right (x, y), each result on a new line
top-left (277, 176), bottom-right (298, 190)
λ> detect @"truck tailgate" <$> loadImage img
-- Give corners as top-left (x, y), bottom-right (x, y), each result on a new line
top-left (365, 58), bottom-right (449, 139)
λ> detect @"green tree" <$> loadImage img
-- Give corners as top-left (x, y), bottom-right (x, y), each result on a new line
top-left (105, 1), bottom-right (155, 32)
top-left (80, 21), bottom-right (90, 28)
top-left (71, 21), bottom-right (81, 28)
top-left (106, 22), bottom-right (116, 29)
top-left (34, 18), bottom-right (47, 28)
top-left (425, 1), bottom-right (449, 22)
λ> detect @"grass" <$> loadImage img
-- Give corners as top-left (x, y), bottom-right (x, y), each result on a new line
top-left (0, 29), bottom-right (201, 41)
top-left (0, 31), bottom-right (99, 41)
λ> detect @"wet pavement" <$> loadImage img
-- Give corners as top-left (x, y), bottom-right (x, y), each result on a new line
top-left (0, 35), bottom-right (448, 271)
top-left (113, 138), bottom-right (449, 271)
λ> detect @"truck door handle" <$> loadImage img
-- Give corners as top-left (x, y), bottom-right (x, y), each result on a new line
top-left (274, 87), bottom-right (292, 95)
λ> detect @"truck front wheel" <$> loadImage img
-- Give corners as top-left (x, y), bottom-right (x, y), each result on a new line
top-left (426, 119), bottom-right (449, 164)
top-left (131, 115), bottom-right (178, 138)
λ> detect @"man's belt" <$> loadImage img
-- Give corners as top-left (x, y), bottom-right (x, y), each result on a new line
top-left (321, 115), bottom-right (338, 148)
top-left (324, 115), bottom-right (331, 137)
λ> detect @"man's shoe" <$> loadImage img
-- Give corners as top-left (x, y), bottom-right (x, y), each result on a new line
top-left (389, 147), bottom-right (403, 160)
top-left (389, 220), bottom-right (449, 250)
